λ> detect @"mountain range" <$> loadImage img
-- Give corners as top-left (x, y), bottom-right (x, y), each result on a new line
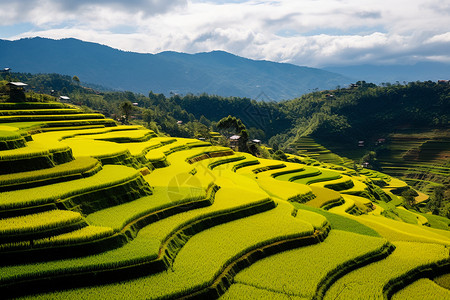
top-left (1, 37), bottom-right (448, 101)
top-left (0, 37), bottom-right (351, 101)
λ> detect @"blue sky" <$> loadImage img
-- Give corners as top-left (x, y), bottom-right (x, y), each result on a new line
top-left (0, 0), bottom-right (449, 67)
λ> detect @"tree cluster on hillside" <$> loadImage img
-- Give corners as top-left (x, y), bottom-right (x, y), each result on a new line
top-left (2, 73), bottom-right (448, 149)
top-left (278, 80), bottom-right (449, 148)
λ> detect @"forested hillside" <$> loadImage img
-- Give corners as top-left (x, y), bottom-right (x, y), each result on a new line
top-left (1, 72), bottom-right (448, 217)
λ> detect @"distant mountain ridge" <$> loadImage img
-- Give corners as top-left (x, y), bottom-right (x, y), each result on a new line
top-left (324, 62), bottom-right (450, 84)
top-left (0, 37), bottom-right (351, 101)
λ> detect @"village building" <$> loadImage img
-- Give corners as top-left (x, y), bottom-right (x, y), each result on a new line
top-left (59, 96), bottom-right (70, 102)
top-left (7, 82), bottom-right (28, 101)
top-left (229, 135), bottom-right (241, 150)
top-left (7, 82), bottom-right (28, 89)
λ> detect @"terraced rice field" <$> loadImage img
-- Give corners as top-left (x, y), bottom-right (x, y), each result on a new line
top-left (0, 100), bottom-right (449, 299)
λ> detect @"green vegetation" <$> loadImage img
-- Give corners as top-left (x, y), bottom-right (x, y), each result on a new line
top-left (0, 165), bottom-right (143, 210)
top-left (294, 203), bottom-right (381, 237)
top-left (0, 157), bottom-right (101, 191)
top-left (0, 210), bottom-right (83, 235)
top-left (233, 230), bottom-right (390, 299)
top-left (34, 225), bottom-right (114, 247)
top-left (392, 278), bottom-right (450, 300)
top-left (323, 241), bottom-right (449, 300)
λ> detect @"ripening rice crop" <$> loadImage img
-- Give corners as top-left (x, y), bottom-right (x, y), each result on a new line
top-left (0, 165), bottom-right (140, 209)
top-left (0, 140), bottom-right (69, 161)
top-left (28, 201), bottom-right (314, 299)
top-left (62, 139), bottom-right (129, 159)
top-left (0, 130), bottom-right (22, 141)
top-left (392, 278), bottom-right (450, 300)
top-left (33, 225), bottom-right (114, 247)
top-left (354, 214), bottom-right (450, 245)
top-left (233, 230), bottom-right (389, 299)
top-left (267, 164), bottom-right (305, 179)
top-left (0, 108), bottom-right (82, 116)
top-left (206, 154), bottom-right (246, 170)
top-left (0, 210), bottom-right (83, 235)
top-left (328, 195), bottom-right (356, 215)
top-left (124, 139), bottom-right (164, 157)
top-left (323, 241), bottom-right (450, 300)
top-left (235, 157), bottom-right (285, 174)
top-left (255, 177), bottom-right (313, 202)
top-left (72, 129), bottom-right (156, 143)
top-left (0, 234), bottom-right (160, 286)
top-left (272, 168), bottom-right (314, 182)
top-left (416, 212), bottom-right (450, 230)
top-left (0, 157), bottom-right (100, 189)
top-left (86, 185), bottom-right (207, 231)
top-left (313, 176), bottom-right (354, 191)
top-left (0, 102), bottom-right (68, 109)
top-left (42, 118), bottom-right (116, 128)
top-left (0, 129), bottom-right (26, 150)
top-left (295, 208), bottom-right (328, 229)
top-left (0, 178), bottom-right (268, 292)
top-left (31, 125), bottom-right (141, 143)
top-left (138, 177), bottom-right (271, 243)
top-left (293, 204), bottom-right (381, 237)
top-left (0, 113), bottom-right (106, 123)
top-left (221, 283), bottom-right (308, 300)
top-left (305, 186), bottom-right (343, 209)
top-left (383, 177), bottom-right (408, 189)
top-left (396, 206), bottom-right (428, 225)
top-left (294, 168), bottom-right (342, 185)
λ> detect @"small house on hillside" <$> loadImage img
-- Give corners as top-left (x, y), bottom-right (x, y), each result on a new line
top-left (7, 82), bottom-right (27, 90)
top-left (59, 96), bottom-right (70, 102)
top-left (229, 135), bottom-right (241, 150)
top-left (376, 138), bottom-right (386, 145)
top-left (7, 82), bottom-right (28, 102)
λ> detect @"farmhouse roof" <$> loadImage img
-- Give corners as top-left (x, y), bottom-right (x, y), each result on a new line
top-left (229, 135), bottom-right (241, 140)
top-left (7, 82), bottom-right (28, 87)
top-left (59, 96), bottom-right (70, 100)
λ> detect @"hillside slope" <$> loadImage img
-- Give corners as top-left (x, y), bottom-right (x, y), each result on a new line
top-left (0, 96), bottom-right (449, 299)
top-left (0, 37), bottom-right (351, 101)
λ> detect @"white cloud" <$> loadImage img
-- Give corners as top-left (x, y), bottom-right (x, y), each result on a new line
top-left (0, 0), bottom-right (449, 66)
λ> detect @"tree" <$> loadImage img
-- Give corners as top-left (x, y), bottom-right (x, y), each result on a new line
top-left (427, 185), bottom-right (444, 215)
top-left (401, 189), bottom-right (418, 207)
top-left (119, 101), bottom-right (134, 124)
top-left (72, 76), bottom-right (80, 86)
top-left (217, 115), bottom-right (249, 152)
